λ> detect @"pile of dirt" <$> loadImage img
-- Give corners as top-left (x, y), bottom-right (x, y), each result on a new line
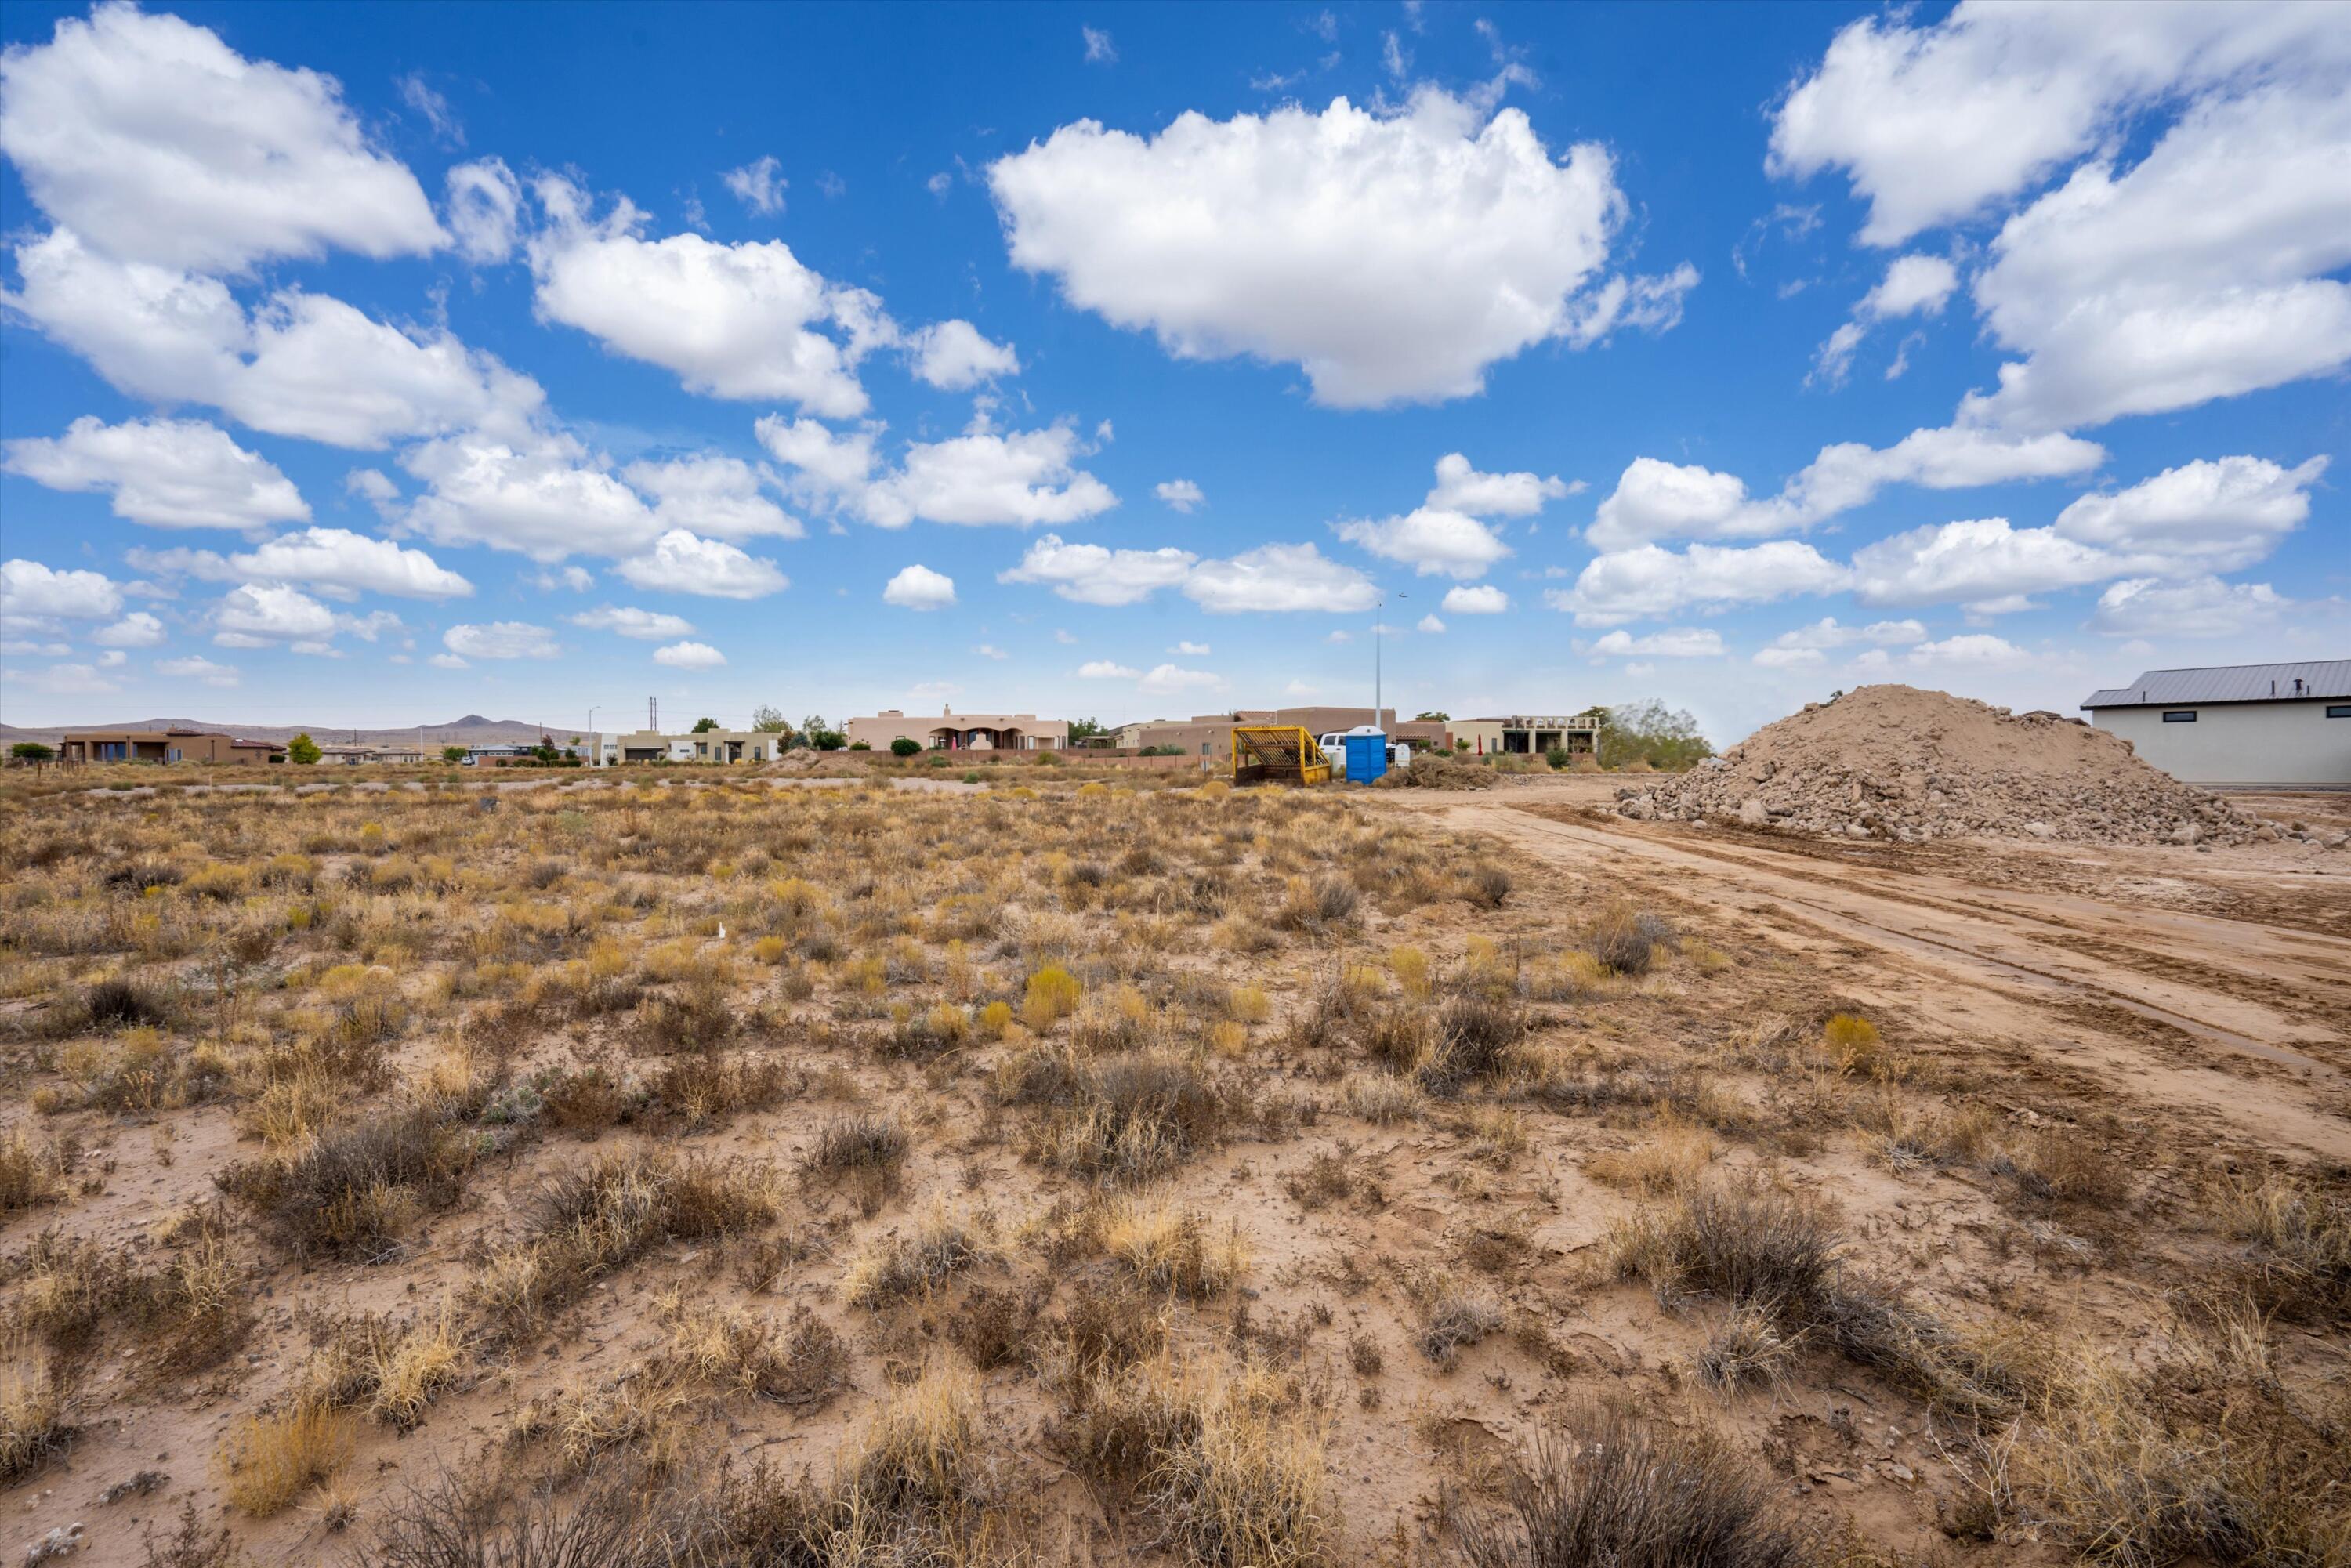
top-left (1375, 755), bottom-right (1498, 791)
top-left (1614, 684), bottom-right (2256, 846)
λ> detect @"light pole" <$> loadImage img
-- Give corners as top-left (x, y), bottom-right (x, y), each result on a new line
top-left (587, 707), bottom-right (598, 768)
top-left (1375, 592), bottom-right (1405, 733)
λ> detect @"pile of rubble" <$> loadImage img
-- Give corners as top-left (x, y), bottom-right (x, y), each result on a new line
top-left (1615, 685), bottom-right (2276, 847)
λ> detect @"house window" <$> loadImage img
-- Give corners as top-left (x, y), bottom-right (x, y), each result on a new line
top-left (2328, 705), bottom-right (2351, 719)
top-left (2161, 711), bottom-right (2197, 722)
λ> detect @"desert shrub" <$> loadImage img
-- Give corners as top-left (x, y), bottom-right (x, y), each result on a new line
top-left (843, 1202), bottom-right (994, 1309)
top-left (659, 1297), bottom-right (848, 1411)
top-left (1276, 875), bottom-right (1359, 935)
top-left (1991, 1124), bottom-right (2131, 1208)
top-left (1694, 1299), bottom-right (1801, 1394)
top-left (0, 1341), bottom-right (71, 1483)
top-left (1461, 865), bottom-right (1513, 910)
top-left (218, 1102), bottom-right (474, 1260)
top-left (2208, 1170), bottom-right (2351, 1316)
top-left (1459, 1404), bottom-right (1807, 1568)
top-left (1579, 905), bottom-right (1674, 976)
top-left (1605, 1175), bottom-right (1833, 1306)
top-left (1023, 1052), bottom-right (1226, 1184)
top-left (633, 979), bottom-right (735, 1054)
top-left (356, 1467), bottom-right (694, 1568)
top-left (216, 1401), bottom-right (356, 1516)
top-left (1023, 965), bottom-right (1083, 1030)
top-left (805, 1112), bottom-right (909, 1187)
top-left (1138, 1363), bottom-right (1327, 1568)
top-left (1418, 1282), bottom-right (1504, 1367)
top-left (1105, 1197), bottom-right (1246, 1298)
top-left (1415, 994), bottom-right (1528, 1096)
top-left (85, 975), bottom-right (168, 1030)
top-left (0, 1128), bottom-right (74, 1215)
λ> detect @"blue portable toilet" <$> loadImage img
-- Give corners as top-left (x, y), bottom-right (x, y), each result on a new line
top-left (1342, 731), bottom-right (1388, 784)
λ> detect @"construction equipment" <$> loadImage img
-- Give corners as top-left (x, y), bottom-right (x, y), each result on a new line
top-left (1230, 726), bottom-right (1331, 787)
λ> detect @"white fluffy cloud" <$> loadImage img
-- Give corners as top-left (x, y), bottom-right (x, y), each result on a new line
top-left (988, 89), bottom-right (1690, 407)
top-left (907, 320), bottom-right (1019, 389)
top-left (1416, 614), bottom-right (1446, 634)
top-left (445, 157), bottom-right (523, 263)
top-left (753, 416), bottom-right (878, 504)
top-left (1078, 659), bottom-right (1139, 679)
top-left (882, 563), bottom-right (956, 610)
top-left (1585, 425), bottom-right (2105, 551)
top-left (1335, 507), bottom-right (1508, 580)
top-left (1440, 585), bottom-right (1509, 614)
top-left (155, 654), bottom-right (237, 686)
top-left (652, 639), bottom-right (726, 669)
top-left (1183, 543), bottom-right (1378, 614)
top-left (212, 581), bottom-right (337, 644)
top-left (1425, 452), bottom-right (1570, 516)
top-left (1763, 616), bottom-right (1927, 652)
top-left (0, 559), bottom-right (122, 635)
top-left (1551, 541), bottom-right (1849, 625)
top-left (1587, 628), bottom-right (1725, 658)
top-left (569, 605), bottom-right (695, 640)
top-left (444, 621), bottom-right (558, 660)
top-left (400, 430), bottom-right (660, 561)
top-left (0, 2), bottom-right (443, 272)
top-left (2, 230), bottom-right (546, 449)
top-left (620, 454), bottom-right (801, 541)
top-left (860, 421), bottom-right (1117, 529)
top-left (2, 415), bottom-right (307, 529)
top-left (1849, 517), bottom-right (2112, 611)
top-left (2091, 576), bottom-right (2288, 639)
top-left (614, 530), bottom-right (788, 599)
top-left (1906, 633), bottom-right (2030, 668)
top-left (722, 155), bottom-right (785, 216)
top-left (999, 535), bottom-right (1198, 607)
top-left (230, 527), bottom-right (473, 599)
top-left (91, 610), bottom-right (165, 648)
top-left (1154, 479), bottom-right (1205, 513)
top-left (2052, 455), bottom-right (2323, 571)
top-left (528, 176), bottom-right (883, 415)
top-left (1139, 663), bottom-right (1223, 695)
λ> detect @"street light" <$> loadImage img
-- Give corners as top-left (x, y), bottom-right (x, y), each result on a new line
top-left (1375, 591), bottom-right (1406, 733)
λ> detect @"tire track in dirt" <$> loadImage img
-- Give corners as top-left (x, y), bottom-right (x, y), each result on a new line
top-left (1396, 798), bottom-right (2351, 1163)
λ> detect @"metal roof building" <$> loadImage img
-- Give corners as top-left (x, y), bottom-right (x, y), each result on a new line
top-left (2082, 661), bottom-right (2350, 786)
top-left (2084, 661), bottom-right (2351, 710)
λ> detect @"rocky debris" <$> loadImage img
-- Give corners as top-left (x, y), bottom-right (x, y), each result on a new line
top-left (24, 1523), bottom-right (82, 1563)
top-left (98, 1473), bottom-right (166, 1506)
top-left (1614, 684), bottom-right (2281, 848)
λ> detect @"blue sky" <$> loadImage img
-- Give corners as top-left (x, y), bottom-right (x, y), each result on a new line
top-left (2, 0), bottom-right (2344, 743)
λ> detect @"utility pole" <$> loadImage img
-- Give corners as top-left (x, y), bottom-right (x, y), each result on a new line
top-left (1374, 591), bottom-right (1406, 732)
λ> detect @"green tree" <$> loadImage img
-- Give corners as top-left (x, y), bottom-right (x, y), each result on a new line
top-left (1593, 701), bottom-right (1714, 771)
top-left (889, 737), bottom-right (921, 757)
top-left (691, 717), bottom-right (719, 733)
top-left (750, 704), bottom-right (789, 734)
top-left (1067, 717), bottom-right (1105, 742)
top-left (799, 715), bottom-right (846, 751)
top-left (288, 733), bottom-right (321, 765)
top-left (9, 741), bottom-right (53, 762)
top-left (441, 745), bottom-right (466, 763)
top-left (1414, 711), bottom-right (1450, 722)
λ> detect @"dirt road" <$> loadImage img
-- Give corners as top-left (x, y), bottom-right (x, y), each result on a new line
top-left (1375, 782), bottom-right (2351, 1164)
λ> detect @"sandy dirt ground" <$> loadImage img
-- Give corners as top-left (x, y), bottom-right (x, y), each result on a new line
top-left (5, 773), bottom-right (2346, 1567)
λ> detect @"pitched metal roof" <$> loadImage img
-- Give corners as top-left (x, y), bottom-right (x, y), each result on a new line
top-left (2082, 660), bottom-right (2351, 708)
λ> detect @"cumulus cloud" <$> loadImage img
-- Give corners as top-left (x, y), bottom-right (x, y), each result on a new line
top-left (446, 157), bottom-right (523, 263)
top-left (1, 558), bottom-right (122, 636)
top-left (1907, 633), bottom-right (2030, 667)
top-left (1154, 479), bottom-right (1204, 513)
top-left (1849, 517), bottom-right (2115, 612)
top-left (1586, 627), bottom-right (1725, 658)
top-left (569, 605), bottom-right (695, 640)
top-left (1185, 543), bottom-right (1378, 614)
top-left (1441, 585), bottom-right (1509, 614)
top-left (1000, 535), bottom-right (1197, 606)
top-left (987, 89), bottom-right (1691, 407)
top-left (1774, 2), bottom-right (2351, 429)
top-left (620, 453), bottom-right (802, 541)
top-left (858, 419), bottom-right (1116, 529)
top-left (229, 527), bottom-right (472, 599)
top-left (527, 173), bottom-right (887, 415)
top-left (400, 430), bottom-right (660, 561)
top-left (212, 581), bottom-right (336, 644)
top-left (2052, 455), bottom-right (2323, 572)
top-left (1425, 452), bottom-right (1570, 516)
top-left (907, 320), bottom-right (1019, 389)
top-left (155, 653), bottom-right (237, 685)
top-left (2, 230), bottom-right (547, 449)
top-left (91, 610), bottom-right (165, 648)
top-left (722, 154), bottom-right (786, 216)
top-left (1416, 614), bottom-right (1446, 633)
top-left (444, 621), bottom-right (558, 660)
top-left (1550, 540), bottom-right (1849, 625)
top-left (652, 639), bottom-right (726, 668)
top-left (1078, 659), bottom-right (1139, 679)
top-left (1139, 663), bottom-right (1223, 695)
top-left (615, 530), bottom-right (788, 599)
top-left (2, 415), bottom-right (308, 529)
top-left (0, 2), bottom-right (443, 272)
top-left (1765, 616), bottom-right (1927, 651)
top-left (1584, 425), bottom-right (2106, 552)
top-left (882, 563), bottom-right (956, 610)
top-left (1170, 641), bottom-right (1210, 656)
top-left (1335, 507), bottom-right (1509, 580)
top-left (2091, 575), bottom-right (2288, 639)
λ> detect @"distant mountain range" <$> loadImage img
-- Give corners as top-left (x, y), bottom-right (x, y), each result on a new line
top-left (0, 714), bottom-right (556, 746)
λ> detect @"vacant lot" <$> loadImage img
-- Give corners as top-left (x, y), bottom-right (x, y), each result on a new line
top-left (2, 767), bottom-right (2346, 1566)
